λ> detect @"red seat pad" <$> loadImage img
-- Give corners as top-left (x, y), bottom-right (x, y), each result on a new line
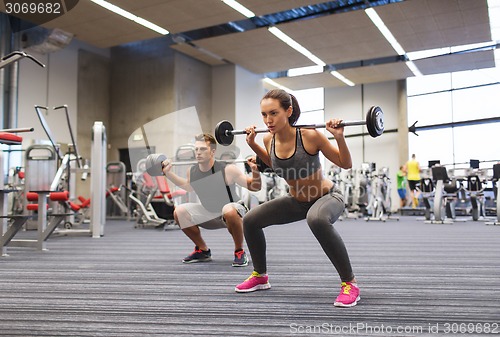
top-left (68, 202), bottom-right (81, 211)
top-left (0, 132), bottom-right (22, 144)
top-left (155, 176), bottom-right (171, 193)
top-left (26, 203), bottom-right (48, 211)
top-left (26, 192), bottom-right (39, 201)
top-left (78, 196), bottom-right (91, 208)
top-left (50, 191), bottom-right (69, 201)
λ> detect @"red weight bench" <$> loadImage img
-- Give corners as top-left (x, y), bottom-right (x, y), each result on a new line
top-left (0, 132), bottom-right (33, 255)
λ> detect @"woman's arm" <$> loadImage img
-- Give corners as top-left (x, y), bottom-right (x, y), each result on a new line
top-left (245, 126), bottom-right (273, 168)
top-left (309, 120), bottom-right (352, 169)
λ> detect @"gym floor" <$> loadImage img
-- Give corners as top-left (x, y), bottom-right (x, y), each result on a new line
top-left (1, 216), bottom-right (499, 336)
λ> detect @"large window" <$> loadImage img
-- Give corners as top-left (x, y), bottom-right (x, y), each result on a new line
top-left (407, 67), bottom-right (500, 169)
top-left (293, 87), bottom-right (326, 167)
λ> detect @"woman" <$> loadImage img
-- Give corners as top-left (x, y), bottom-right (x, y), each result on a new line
top-left (235, 89), bottom-right (360, 307)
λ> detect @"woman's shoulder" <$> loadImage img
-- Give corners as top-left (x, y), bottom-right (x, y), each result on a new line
top-left (263, 133), bottom-right (273, 144)
top-left (299, 127), bottom-right (326, 143)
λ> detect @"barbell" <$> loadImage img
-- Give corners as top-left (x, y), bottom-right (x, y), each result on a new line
top-left (145, 153), bottom-right (263, 177)
top-left (215, 105), bottom-right (384, 146)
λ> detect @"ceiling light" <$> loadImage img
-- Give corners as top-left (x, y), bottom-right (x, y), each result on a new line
top-left (90, 0), bottom-right (169, 35)
top-left (330, 71), bottom-right (355, 86)
top-left (222, 0), bottom-right (255, 18)
top-left (268, 27), bottom-right (326, 67)
top-left (405, 61), bottom-right (422, 77)
top-left (365, 8), bottom-right (405, 55)
top-left (365, 7), bottom-right (421, 76)
top-left (288, 65), bottom-right (324, 77)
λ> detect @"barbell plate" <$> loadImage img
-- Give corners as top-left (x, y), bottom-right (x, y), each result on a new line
top-left (214, 120), bottom-right (235, 146)
top-left (366, 106), bottom-right (384, 138)
top-left (145, 153), bottom-right (167, 176)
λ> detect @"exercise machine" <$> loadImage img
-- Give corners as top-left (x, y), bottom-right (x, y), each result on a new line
top-left (366, 167), bottom-right (398, 222)
top-left (486, 163), bottom-right (500, 226)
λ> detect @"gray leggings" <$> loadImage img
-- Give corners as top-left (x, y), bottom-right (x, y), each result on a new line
top-left (243, 188), bottom-right (355, 282)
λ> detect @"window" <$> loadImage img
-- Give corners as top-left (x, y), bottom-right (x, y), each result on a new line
top-left (407, 67), bottom-right (500, 168)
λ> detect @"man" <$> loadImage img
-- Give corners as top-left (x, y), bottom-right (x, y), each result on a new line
top-left (404, 154), bottom-right (421, 208)
top-left (161, 133), bottom-right (261, 267)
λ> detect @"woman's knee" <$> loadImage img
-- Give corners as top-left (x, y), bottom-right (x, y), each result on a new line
top-left (306, 213), bottom-right (332, 233)
top-left (306, 199), bottom-right (343, 232)
top-left (242, 208), bottom-right (262, 231)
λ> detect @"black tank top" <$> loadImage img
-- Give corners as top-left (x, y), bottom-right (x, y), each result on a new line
top-left (189, 161), bottom-right (239, 213)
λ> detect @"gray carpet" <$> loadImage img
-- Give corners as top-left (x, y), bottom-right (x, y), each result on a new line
top-left (1, 216), bottom-right (499, 336)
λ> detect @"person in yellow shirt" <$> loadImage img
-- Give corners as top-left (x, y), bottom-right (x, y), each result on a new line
top-left (404, 154), bottom-right (421, 208)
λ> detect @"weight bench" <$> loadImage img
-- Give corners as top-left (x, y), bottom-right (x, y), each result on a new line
top-left (106, 186), bottom-right (129, 216)
top-left (16, 190), bottom-right (82, 250)
top-left (129, 174), bottom-right (185, 229)
top-left (0, 131), bottom-right (33, 256)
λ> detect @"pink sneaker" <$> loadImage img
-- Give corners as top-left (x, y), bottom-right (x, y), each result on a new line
top-left (334, 282), bottom-right (360, 307)
top-left (235, 271), bottom-right (271, 293)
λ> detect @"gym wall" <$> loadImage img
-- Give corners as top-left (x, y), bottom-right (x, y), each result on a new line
top-left (325, 80), bottom-right (404, 212)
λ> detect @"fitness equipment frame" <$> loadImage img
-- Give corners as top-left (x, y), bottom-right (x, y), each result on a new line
top-left (214, 106), bottom-right (384, 146)
top-left (0, 51), bottom-right (45, 69)
top-left (486, 163), bottom-right (500, 226)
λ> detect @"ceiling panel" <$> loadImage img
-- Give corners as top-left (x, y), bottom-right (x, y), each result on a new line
top-left (45, 16), bottom-right (157, 48)
top-left (194, 28), bottom-right (316, 73)
top-left (277, 10), bottom-right (397, 65)
top-left (123, 0), bottom-right (244, 34)
top-left (269, 72), bottom-right (346, 91)
top-left (337, 62), bottom-right (415, 84)
top-left (377, 0), bottom-right (491, 52)
top-left (170, 43), bottom-right (227, 66)
top-left (239, 0), bottom-right (330, 16)
top-left (414, 49), bottom-right (495, 75)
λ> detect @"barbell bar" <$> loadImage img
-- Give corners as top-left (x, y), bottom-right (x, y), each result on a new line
top-left (145, 153), bottom-right (257, 177)
top-left (215, 105), bottom-right (384, 146)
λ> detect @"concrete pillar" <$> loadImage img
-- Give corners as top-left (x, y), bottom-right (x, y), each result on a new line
top-left (397, 79), bottom-right (408, 166)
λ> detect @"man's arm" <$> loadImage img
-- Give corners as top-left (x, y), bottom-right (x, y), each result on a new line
top-left (226, 160), bottom-right (261, 192)
top-left (161, 160), bottom-right (194, 192)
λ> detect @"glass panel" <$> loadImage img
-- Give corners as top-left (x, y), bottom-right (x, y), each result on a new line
top-left (296, 109), bottom-right (324, 126)
top-left (452, 123), bottom-right (500, 164)
top-left (452, 84), bottom-right (500, 121)
top-left (408, 92), bottom-right (453, 126)
top-left (409, 128), bottom-right (454, 168)
top-left (407, 73), bottom-right (451, 96)
top-left (293, 88), bottom-right (324, 112)
top-left (452, 67), bottom-right (500, 89)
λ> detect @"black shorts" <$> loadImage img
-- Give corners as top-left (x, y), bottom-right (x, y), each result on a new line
top-left (408, 180), bottom-right (420, 191)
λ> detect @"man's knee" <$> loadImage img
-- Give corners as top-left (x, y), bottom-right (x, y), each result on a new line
top-left (174, 206), bottom-right (193, 227)
top-left (222, 205), bottom-right (241, 226)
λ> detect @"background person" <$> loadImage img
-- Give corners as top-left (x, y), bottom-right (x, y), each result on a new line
top-left (404, 154), bottom-right (421, 208)
top-left (397, 165), bottom-right (407, 209)
top-left (161, 133), bottom-right (261, 267)
top-left (236, 89), bottom-right (360, 308)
